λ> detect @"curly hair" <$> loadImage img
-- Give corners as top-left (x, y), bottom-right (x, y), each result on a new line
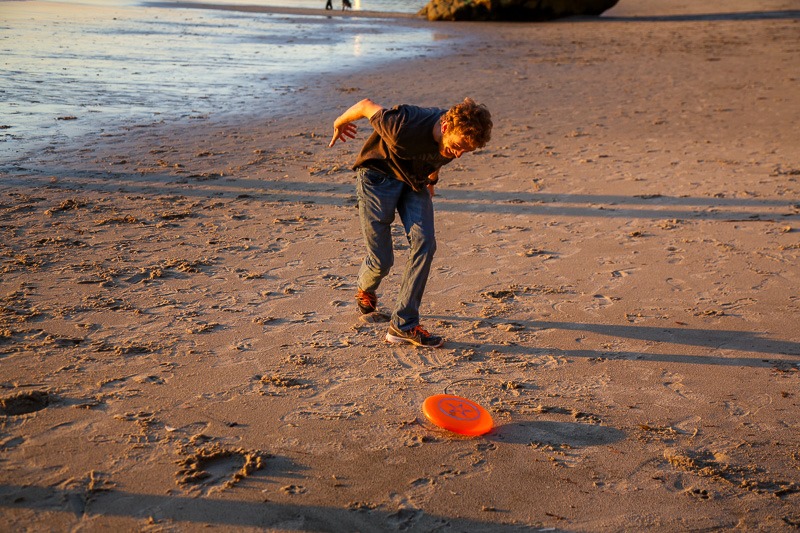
top-left (442, 97), bottom-right (492, 149)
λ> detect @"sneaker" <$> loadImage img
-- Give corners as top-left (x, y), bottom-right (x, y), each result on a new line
top-left (356, 289), bottom-right (378, 315)
top-left (386, 323), bottom-right (444, 348)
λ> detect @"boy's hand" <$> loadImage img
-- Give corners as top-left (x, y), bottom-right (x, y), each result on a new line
top-left (329, 121), bottom-right (358, 147)
top-left (427, 169), bottom-right (438, 197)
top-left (328, 99), bottom-right (383, 148)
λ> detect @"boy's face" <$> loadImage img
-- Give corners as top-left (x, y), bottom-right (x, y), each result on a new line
top-left (439, 128), bottom-right (476, 159)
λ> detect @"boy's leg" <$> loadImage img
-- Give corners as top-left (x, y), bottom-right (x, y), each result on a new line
top-left (356, 169), bottom-right (403, 295)
top-left (392, 186), bottom-right (436, 330)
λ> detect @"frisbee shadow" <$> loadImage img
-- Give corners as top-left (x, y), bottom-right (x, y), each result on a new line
top-left (260, 453), bottom-right (311, 483)
top-left (488, 420), bottom-right (626, 447)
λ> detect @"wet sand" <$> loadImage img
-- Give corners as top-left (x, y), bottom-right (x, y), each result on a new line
top-left (1, 0), bottom-right (799, 530)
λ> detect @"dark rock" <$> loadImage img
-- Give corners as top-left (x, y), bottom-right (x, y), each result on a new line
top-left (419, 0), bottom-right (619, 21)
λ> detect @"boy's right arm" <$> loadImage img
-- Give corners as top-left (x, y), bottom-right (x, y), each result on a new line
top-left (329, 99), bottom-right (384, 148)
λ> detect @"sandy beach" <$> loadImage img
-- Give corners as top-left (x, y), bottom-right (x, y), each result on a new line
top-left (1, 0), bottom-right (799, 530)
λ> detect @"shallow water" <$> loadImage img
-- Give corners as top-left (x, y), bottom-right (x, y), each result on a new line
top-left (0, 0), bottom-right (439, 161)
top-left (152, 0), bottom-right (428, 14)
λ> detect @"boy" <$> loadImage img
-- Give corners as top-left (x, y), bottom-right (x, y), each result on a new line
top-left (329, 98), bottom-right (492, 347)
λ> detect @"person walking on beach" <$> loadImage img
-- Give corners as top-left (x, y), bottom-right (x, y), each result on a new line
top-left (329, 98), bottom-right (492, 348)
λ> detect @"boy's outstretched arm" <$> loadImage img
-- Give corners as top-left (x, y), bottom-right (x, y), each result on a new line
top-left (329, 98), bottom-right (384, 148)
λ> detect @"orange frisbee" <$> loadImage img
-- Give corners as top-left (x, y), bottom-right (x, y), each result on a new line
top-left (422, 394), bottom-right (493, 436)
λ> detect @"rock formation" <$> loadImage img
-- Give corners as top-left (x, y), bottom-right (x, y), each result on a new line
top-left (419, 0), bottom-right (619, 21)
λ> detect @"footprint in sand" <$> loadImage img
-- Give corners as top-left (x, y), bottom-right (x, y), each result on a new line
top-left (722, 393), bottom-right (773, 419)
top-left (0, 390), bottom-right (51, 416)
top-left (387, 507), bottom-right (424, 530)
top-left (660, 370), bottom-right (701, 401)
top-left (387, 345), bottom-right (451, 371)
top-left (610, 268), bottom-right (636, 278)
top-left (661, 370), bottom-right (687, 397)
top-left (386, 494), bottom-right (425, 530)
top-left (281, 379), bottom-right (378, 422)
top-left (176, 444), bottom-right (268, 495)
top-left (665, 277), bottom-right (691, 293)
top-left (665, 244), bottom-right (686, 265)
top-left (586, 293), bottom-right (619, 312)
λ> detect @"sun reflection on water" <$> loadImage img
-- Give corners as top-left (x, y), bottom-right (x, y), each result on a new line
top-left (0, 0), bottom-right (439, 159)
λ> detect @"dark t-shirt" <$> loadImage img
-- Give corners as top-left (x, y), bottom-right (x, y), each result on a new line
top-left (353, 104), bottom-right (453, 192)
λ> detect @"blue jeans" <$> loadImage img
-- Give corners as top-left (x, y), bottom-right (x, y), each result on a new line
top-left (356, 167), bottom-right (436, 331)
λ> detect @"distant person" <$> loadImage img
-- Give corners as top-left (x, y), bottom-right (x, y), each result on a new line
top-left (329, 98), bottom-right (492, 347)
top-left (325, 0), bottom-right (332, 9)
top-left (342, 0), bottom-right (352, 10)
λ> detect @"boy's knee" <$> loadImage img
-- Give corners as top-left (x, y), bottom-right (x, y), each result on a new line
top-left (376, 263), bottom-right (393, 277)
top-left (367, 254), bottom-right (394, 275)
top-left (411, 231), bottom-right (436, 256)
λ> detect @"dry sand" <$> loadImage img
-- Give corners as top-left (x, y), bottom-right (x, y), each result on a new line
top-left (2, 0), bottom-right (800, 530)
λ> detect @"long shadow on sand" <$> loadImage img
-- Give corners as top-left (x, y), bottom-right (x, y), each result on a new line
top-left (432, 316), bottom-right (800, 368)
top-left (4, 169), bottom-right (798, 221)
top-left (0, 482), bottom-right (555, 531)
top-left (0, 422), bottom-right (621, 529)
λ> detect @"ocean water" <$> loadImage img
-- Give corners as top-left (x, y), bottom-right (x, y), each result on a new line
top-left (0, 0), bottom-right (439, 161)
top-left (157, 0), bottom-right (427, 14)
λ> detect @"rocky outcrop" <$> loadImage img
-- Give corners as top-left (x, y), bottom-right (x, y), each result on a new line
top-left (419, 0), bottom-right (619, 21)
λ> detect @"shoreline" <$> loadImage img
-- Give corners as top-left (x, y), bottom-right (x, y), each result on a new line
top-left (143, 1), bottom-right (421, 18)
